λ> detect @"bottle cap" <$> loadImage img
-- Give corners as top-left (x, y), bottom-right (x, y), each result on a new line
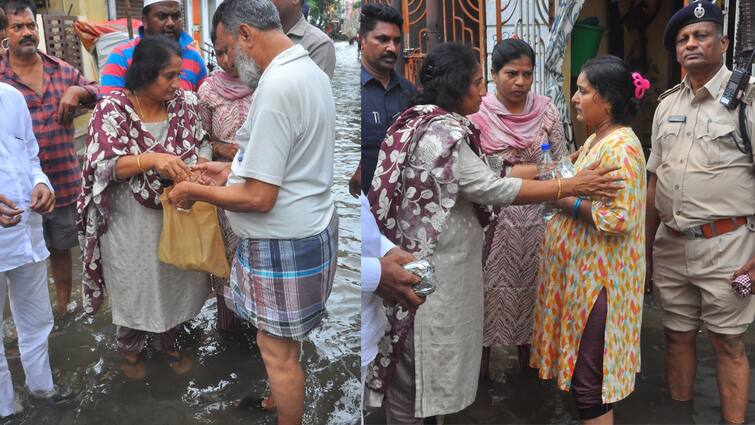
top-left (541, 143), bottom-right (551, 151)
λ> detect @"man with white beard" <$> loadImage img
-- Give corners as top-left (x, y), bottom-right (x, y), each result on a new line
top-left (167, 1), bottom-right (337, 424)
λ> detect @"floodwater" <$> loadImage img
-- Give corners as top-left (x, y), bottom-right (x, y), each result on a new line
top-left (365, 295), bottom-right (755, 424)
top-left (2, 41), bottom-right (361, 425)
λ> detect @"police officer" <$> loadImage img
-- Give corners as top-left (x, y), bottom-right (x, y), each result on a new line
top-left (646, 1), bottom-right (755, 423)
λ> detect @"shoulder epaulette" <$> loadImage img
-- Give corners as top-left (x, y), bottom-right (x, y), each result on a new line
top-left (657, 83), bottom-right (682, 102)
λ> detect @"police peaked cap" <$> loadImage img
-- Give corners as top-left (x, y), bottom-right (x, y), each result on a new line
top-left (663, 0), bottom-right (725, 52)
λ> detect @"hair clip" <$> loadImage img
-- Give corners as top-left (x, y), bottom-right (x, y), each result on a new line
top-left (632, 72), bottom-right (650, 100)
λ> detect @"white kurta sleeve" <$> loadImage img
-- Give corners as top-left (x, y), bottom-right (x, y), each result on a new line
top-left (457, 142), bottom-right (521, 206)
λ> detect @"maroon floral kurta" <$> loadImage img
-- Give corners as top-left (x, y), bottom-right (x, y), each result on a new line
top-left (77, 89), bottom-right (208, 315)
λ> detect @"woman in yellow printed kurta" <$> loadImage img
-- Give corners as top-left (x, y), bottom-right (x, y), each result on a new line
top-left (530, 56), bottom-right (647, 423)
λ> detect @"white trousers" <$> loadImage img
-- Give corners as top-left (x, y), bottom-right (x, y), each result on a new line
top-left (0, 261), bottom-right (54, 416)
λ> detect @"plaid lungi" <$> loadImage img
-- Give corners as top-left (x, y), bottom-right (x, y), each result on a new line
top-left (227, 213), bottom-right (338, 340)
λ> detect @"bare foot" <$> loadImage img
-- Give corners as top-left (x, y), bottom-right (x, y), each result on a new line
top-left (120, 353), bottom-right (146, 380)
top-left (165, 351), bottom-right (193, 375)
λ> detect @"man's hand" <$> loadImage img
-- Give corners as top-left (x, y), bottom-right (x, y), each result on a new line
top-left (375, 250), bottom-right (424, 310)
top-left (56, 86), bottom-right (87, 124)
top-left (384, 246), bottom-right (414, 263)
top-left (213, 143), bottom-right (239, 161)
top-left (30, 183), bottom-right (54, 214)
top-left (734, 256), bottom-right (755, 282)
top-left (348, 163), bottom-right (361, 199)
top-left (167, 181), bottom-right (196, 210)
top-left (0, 194), bottom-right (23, 228)
top-left (192, 161), bottom-right (232, 186)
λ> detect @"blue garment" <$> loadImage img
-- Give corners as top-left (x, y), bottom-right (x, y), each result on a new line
top-left (360, 66), bottom-right (415, 194)
top-left (101, 27), bottom-right (207, 93)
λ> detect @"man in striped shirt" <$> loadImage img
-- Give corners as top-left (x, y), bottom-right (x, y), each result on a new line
top-left (0, 0), bottom-right (98, 314)
top-left (100, 0), bottom-right (207, 93)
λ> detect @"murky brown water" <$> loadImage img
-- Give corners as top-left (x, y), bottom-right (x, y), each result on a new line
top-left (2, 41), bottom-right (361, 425)
top-left (365, 295), bottom-right (755, 424)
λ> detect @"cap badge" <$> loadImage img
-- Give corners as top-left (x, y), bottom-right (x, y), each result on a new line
top-left (694, 3), bottom-right (706, 18)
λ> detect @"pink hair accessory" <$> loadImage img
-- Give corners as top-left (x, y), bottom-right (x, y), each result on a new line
top-left (632, 72), bottom-right (650, 100)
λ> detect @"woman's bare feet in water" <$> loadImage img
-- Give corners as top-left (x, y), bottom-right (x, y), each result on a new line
top-left (120, 352), bottom-right (146, 380)
top-left (164, 351), bottom-right (193, 375)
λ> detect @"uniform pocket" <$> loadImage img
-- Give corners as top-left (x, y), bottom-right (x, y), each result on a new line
top-left (702, 122), bottom-right (739, 166)
top-left (657, 122), bottom-right (683, 162)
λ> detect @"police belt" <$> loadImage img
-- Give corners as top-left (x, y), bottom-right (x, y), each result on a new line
top-left (666, 217), bottom-right (750, 239)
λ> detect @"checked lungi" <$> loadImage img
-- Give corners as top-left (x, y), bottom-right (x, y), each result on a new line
top-left (227, 213), bottom-right (338, 340)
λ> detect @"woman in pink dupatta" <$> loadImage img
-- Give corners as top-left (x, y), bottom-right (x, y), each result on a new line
top-left (197, 28), bottom-right (253, 333)
top-left (468, 38), bottom-right (568, 379)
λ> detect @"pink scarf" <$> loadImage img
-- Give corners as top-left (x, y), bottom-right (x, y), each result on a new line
top-left (205, 70), bottom-right (253, 101)
top-left (469, 91), bottom-right (550, 153)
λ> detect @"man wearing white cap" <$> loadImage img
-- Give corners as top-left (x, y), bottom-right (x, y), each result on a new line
top-left (101, 0), bottom-right (207, 93)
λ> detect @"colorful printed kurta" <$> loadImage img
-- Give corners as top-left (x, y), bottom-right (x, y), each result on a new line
top-left (530, 127), bottom-right (646, 403)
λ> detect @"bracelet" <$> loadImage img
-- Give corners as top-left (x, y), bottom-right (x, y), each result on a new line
top-left (556, 177), bottom-right (563, 200)
top-left (571, 198), bottom-right (583, 218)
top-left (136, 154), bottom-right (144, 172)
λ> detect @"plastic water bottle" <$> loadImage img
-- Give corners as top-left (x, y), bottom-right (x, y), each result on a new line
top-left (539, 143), bottom-right (558, 222)
top-left (556, 156), bottom-right (576, 178)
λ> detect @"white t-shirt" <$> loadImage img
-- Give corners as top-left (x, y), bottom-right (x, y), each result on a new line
top-left (226, 45), bottom-right (336, 239)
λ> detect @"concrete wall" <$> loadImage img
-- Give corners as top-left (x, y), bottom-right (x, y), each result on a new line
top-left (43, 0), bottom-right (108, 21)
top-left (569, 0), bottom-right (675, 149)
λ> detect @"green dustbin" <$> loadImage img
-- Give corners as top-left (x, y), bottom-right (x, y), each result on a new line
top-left (571, 22), bottom-right (605, 75)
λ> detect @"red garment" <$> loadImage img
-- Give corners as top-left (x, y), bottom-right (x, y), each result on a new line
top-left (0, 51), bottom-right (99, 207)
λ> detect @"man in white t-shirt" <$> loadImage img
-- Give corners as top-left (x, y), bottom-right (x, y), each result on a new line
top-left (169, 1), bottom-right (336, 423)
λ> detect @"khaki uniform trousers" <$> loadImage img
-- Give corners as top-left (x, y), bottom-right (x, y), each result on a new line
top-left (653, 224), bottom-right (755, 334)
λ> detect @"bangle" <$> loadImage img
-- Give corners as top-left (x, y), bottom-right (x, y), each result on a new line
top-left (556, 177), bottom-right (563, 199)
top-left (571, 198), bottom-right (583, 218)
top-left (136, 154), bottom-right (144, 172)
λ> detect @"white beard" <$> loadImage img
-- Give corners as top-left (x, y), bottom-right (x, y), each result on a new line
top-left (236, 48), bottom-right (262, 89)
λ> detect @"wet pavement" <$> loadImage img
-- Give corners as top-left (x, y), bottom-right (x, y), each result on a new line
top-left (2, 41), bottom-right (361, 425)
top-left (365, 295), bottom-right (755, 424)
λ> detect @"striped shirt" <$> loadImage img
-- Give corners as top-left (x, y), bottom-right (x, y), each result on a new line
top-left (101, 28), bottom-right (207, 93)
top-left (0, 52), bottom-right (98, 207)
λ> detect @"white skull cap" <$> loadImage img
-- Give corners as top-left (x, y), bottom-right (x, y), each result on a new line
top-left (143, 0), bottom-right (180, 7)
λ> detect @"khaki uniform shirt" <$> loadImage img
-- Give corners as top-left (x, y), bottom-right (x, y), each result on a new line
top-left (647, 65), bottom-right (755, 231)
top-left (287, 15), bottom-right (336, 79)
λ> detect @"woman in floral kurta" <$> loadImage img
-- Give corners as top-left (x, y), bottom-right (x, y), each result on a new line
top-left (530, 55), bottom-right (647, 422)
top-left (365, 45), bottom-right (628, 422)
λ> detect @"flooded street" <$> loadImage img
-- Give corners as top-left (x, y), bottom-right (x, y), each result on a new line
top-left (365, 296), bottom-right (755, 424)
top-left (2, 41), bottom-right (361, 425)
